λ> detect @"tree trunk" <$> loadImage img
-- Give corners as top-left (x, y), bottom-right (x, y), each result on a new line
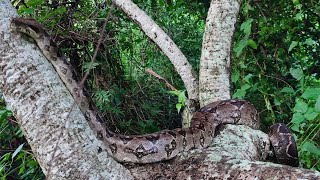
top-left (199, 0), bottom-right (240, 106)
top-left (127, 125), bottom-right (320, 179)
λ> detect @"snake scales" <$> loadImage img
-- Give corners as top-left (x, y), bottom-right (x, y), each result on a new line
top-left (10, 17), bottom-right (299, 166)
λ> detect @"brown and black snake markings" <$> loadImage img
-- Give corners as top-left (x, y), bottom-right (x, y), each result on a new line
top-left (10, 17), bottom-right (299, 166)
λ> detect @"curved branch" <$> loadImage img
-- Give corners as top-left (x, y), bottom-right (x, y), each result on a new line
top-left (112, 0), bottom-right (199, 100)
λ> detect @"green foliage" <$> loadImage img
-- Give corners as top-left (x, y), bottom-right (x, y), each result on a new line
top-left (233, 0), bottom-right (320, 170)
top-left (0, 99), bottom-right (44, 179)
top-left (168, 90), bottom-right (186, 113)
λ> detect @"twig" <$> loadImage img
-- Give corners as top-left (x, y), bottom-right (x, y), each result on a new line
top-left (145, 68), bottom-right (177, 91)
top-left (78, 4), bottom-right (114, 89)
top-left (46, 4), bottom-right (114, 179)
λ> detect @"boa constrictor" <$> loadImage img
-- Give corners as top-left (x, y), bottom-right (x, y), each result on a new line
top-left (10, 18), bottom-right (299, 166)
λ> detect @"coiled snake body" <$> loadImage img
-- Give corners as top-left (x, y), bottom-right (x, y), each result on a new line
top-left (10, 18), bottom-right (298, 166)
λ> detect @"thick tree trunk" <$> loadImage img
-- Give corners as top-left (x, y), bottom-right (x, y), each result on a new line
top-left (127, 125), bottom-right (320, 179)
top-left (199, 0), bottom-right (240, 106)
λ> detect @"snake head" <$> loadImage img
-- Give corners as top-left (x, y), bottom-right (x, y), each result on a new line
top-left (268, 123), bottom-right (299, 167)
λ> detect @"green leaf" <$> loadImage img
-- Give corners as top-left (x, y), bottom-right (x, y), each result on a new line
top-left (301, 141), bottom-right (320, 155)
top-left (27, 160), bottom-right (38, 168)
top-left (231, 70), bottom-right (240, 83)
top-left (247, 39), bottom-right (257, 49)
top-left (234, 39), bottom-right (248, 57)
top-left (304, 38), bottom-right (316, 46)
top-left (304, 108), bottom-right (319, 120)
top-left (168, 90), bottom-right (179, 96)
top-left (22, 8), bottom-right (34, 15)
top-left (16, 152), bottom-right (25, 160)
top-left (290, 123), bottom-right (300, 132)
top-left (0, 164), bottom-right (5, 173)
top-left (288, 41), bottom-right (298, 52)
top-left (82, 62), bottom-right (100, 72)
top-left (293, 100), bottom-right (308, 113)
top-left (240, 18), bottom-right (253, 36)
top-left (291, 112), bottom-right (305, 124)
top-left (2, 153), bottom-right (11, 161)
top-left (315, 96), bottom-right (320, 112)
top-left (289, 68), bottom-right (304, 80)
top-left (232, 89), bottom-right (246, 99)
top-left (176, 103), bottom-right (182, 113)
top-left (301, 88), bottom-right (320, 100)
top-left (294, 12), bottom-right (304, 21)
top-left (19, 165), bottom-right (25, 175)
top-left (178, 91), bottom-right (186, 104)
top-left (244, 74), bottom-right (253, 83)
top-left (12, 143), bottom-right (24, 159)
top-left (240, 84), bottom-right (251, 91)
top-left (280, 87), bottom-right (295, 94)
top-left (293, 0), bottom-right (300, 5)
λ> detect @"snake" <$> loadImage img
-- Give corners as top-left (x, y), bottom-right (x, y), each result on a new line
top-left (10, 17), bottom-right (299, 166)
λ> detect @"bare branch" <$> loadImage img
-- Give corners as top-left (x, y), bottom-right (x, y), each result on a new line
top-left (113, 0), bottom-right (199, 101)
top-left (145, 68), bottom-right (177, 91)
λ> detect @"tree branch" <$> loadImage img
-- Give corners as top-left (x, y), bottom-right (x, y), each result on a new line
top-left (112, 0), bottom-right (199, 101)
top-left (199, 0), bottom-right (241, 106)
top-left (127, 125), bottom-right (320, 179)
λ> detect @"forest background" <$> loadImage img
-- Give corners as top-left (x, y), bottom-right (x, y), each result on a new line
top-left (0, 0), bottom-right (319, 179)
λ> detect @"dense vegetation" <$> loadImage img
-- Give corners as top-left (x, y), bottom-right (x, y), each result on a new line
top-left (1, 0), bottom-right (319, 178)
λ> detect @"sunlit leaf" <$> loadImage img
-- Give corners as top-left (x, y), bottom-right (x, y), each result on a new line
top-left (293, 100), bottom-right (308, 113)
top-left (176, 103), bottom-right (182, 113)
top-left (301, 88), bottom-right (320, 100)
top-left (288, 41), bottom-right (298, 52)
top-left (232, 89), bottom-right (246, 99)
top-left (247, 39), bottom-right (257, 49)
top-left (12, 143), bottom-right (24, 159)
top-left (304, 38), bottom-right (317, 46)
top-left (240, 18), bottom-right (253, 36)
top-left (289, 68), bottom-right (304, 80)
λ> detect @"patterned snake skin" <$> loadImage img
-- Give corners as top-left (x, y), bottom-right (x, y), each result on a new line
top-left (10, 18), bottom-right (298, 166)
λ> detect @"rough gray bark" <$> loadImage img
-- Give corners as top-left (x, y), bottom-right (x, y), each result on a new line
top-left (127, 125), bottom-right (320, 179)
top-left (112, 0), bottom-right (199, 101)
top-left (199, 0), bottom-right (240, 106)
top-left (0, 2), bottom-right (133, 179)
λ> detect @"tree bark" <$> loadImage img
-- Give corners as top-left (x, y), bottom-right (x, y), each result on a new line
top-left (127, 125), bottom-right (320, 179)
top-left (199, 0), bottom-right (240, 106)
